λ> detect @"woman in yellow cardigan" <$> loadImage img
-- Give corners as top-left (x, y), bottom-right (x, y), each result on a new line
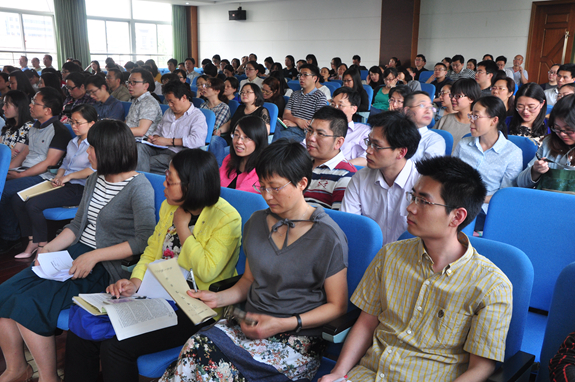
top-left (64, 149), bottom-right (242, 382)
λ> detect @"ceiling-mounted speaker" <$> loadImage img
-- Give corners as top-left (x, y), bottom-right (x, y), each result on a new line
top-left (229, 7), bottom-right (246, 20)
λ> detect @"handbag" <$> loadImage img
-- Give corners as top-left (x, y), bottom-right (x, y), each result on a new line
top-left (537, 168), bottom-right (575, 193)
top-left (68, 304), bottom-right (116, 341)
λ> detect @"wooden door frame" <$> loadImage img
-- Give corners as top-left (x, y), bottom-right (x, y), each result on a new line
top-left (526, 0), bottom-right (575, 73)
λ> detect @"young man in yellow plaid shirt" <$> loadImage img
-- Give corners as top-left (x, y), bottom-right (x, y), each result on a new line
top-left (320, 156), bottom-right (513, 382)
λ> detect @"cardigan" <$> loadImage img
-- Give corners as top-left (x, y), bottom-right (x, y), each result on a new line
top-left (219, 155), bottom-right (260, 194)
top-left (65, 172), bottom-right (156, 283)
top-left (131, 198), bottom-right (242, 291)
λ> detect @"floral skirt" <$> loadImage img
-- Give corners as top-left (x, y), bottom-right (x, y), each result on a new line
top-left (160, 319), bottom-right (325, 382)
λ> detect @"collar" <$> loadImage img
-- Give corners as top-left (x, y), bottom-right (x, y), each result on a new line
top-left (470, 131), bottom-right (506, 153)
top-left (374, 159), bottom-right (414, 189)
top-left (103, 96), bottom-right (116, 105)
top-left (134, 91), bottom-right (151, 103)
top-left (34, 116), bottom-right (59, 129)
top-left (314, 151), bottom-right (346, 170)
top-left (170, 103), bottom-right (194, 118)
top-left (418, 126), bottom-right (429, 135)
top-left (417, 232), bottom-right (474, 276)
top-left (301, 87), bottom-right (318, 96)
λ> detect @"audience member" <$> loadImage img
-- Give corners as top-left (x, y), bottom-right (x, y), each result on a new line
top-left (557, 82), bottom-right (575, 101)
top-left (88, 60), bottom-right (103, 76)
top-left (509, 82), bottom-right (547, 145)
top-left (413, 54), bottom-right (428, 80)
top-left (491, 74), bottom-right (515, 116)
top-left (61, 61), bottom-right (81, 81)
top-left (388, 85), bottom-right (412, 112)
top-left (124, 61), bottom-right (136, 73)
top-left (397, 67), bottom-right (422, 92)
top-left (545, 63), bottom-right (575, 106)
top-left (125, 68), bottom-right (162, 137)
top-left (223, 64), bottom-right (234, 78)
top-left (403, 91), bottom-right (446, 161)
top-left (429, 63), bottom-right (450, 101)
top-left (495, 55), bottom-right (515, 78)
top-left (509, 55), bottom-right (529, 85)
top-left (239, 60), bottom-right (264, 88)
top-left (0, 73), bottom-right (9, 96)
top-left (466, 58), bottom-right (477, 71)
top-left (386, 57), bottom-right (401, 68)
top-left (442, 56), bottom-right (452, 71)
top-left (541, 63), bottom-right (560, 90)
top-left (447, 54), bottom-right (475, 81)
top-left (304, 106), bottom-right (356, 210)
top-left (9, 70), bottom-right (35, 100)
top-left (31, 57), bottom-right (41, 71)
top-left (483, 54), bottom-right (494, 61)
top-left (173, 69), bottom-right (187, 84)
top-left (136, 81), bottom-right (207, 174)
top-left (198, 76), bottom-right (231, 133)
top-left (43, 54), bottom-right (54, 69)
top-left (336, 63), bottom-right (348, 80)
top-left (184, 57), bottom-right (199, 82)
top-left (106, 68), bottom-right (131, 102)
top-left (366, 66), bottom-right (384, 90)
top-left (85, 75), bottom-right (125, 120)
top-left (24, 69), bottom-right (40, 92)
top-left (435, 82), bottom-right (456, 121)
top-left (352, 55), bottom-right (368, 71)
top-left (262, 76), bottom-right (286, 116)
top-left (341, 111), bottom-right (421, 243)
top-left (342, 67), bottom-right (369, 111)
top-left (224, 76), bottom-right (240, 102)
top-left (167, 58), bottom-right (177, 72)
top-left (0, 90), bottom-right (34, 159)
top-left (330, 57), bottom-right (342, 77)
top-left (18, 56), bottom-right (28, 71)
top-left (284, 55), bottom-right (298, 79)
top-left (475, 59), bottom-right (499, 96)
top-left (62, 72), bottom-right (95, 122)
top-left (372, 68), bottom-right (398, 112)
top-left (264, 56), bottom-right (274, 75)
top-left (39, 72), bottom-right (65, 98)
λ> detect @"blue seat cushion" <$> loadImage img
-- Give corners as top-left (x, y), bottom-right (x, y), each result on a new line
top-left (137, 346), bottom-right (182, 378)
top-left (43, 207), bottom-right (78, 220)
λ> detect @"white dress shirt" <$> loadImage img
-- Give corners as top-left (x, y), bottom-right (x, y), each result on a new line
top-left (411, 126), bottom-right (446, 163)
top-left (341, 121), bottom-right (371, 161)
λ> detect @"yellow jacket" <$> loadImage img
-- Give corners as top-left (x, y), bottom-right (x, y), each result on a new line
top-left (131, 197), bottom-right (241, 292)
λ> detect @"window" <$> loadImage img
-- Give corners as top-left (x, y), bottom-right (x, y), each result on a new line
top-left (86, 0), bottom-right (173, 69)
top-left (0, 1), bottom-right (56, 68)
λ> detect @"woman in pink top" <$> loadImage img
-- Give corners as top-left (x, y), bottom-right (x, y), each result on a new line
top-left (219, 115), bottom-right (268, 193)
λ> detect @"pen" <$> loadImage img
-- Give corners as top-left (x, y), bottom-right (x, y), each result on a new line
top-left (333, 376), bottom-right (348, 382)
top-left (189, 269), bottom-right (198, 292)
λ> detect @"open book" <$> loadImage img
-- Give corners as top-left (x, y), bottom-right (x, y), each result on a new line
top-left (17, 180), bottom-right (63, 201)
top-left (73, 293), bottom-right (177, 341)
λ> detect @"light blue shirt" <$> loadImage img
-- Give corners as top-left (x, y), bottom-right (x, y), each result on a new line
top-left (454, 132), bottom-right (522, 212)
top-left (40, 137), bottom-right (94, 186)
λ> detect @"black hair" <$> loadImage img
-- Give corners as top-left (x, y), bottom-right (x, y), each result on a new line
top-left (285, 55), bottom-right (295, 67)
top-left (2, 90), bottom-right (33, 135)
top-left (185, 57), bottom-right (196, 65)
top-left (268, 70), bottom-right (289, 96)
top-left (416, 54), bottom-right (427, 63)
top-left (0, 72), bottom-right (8, 82)
top-left (223, 64), bottom-right (234, 74)
top-left (388, 85), bottom-right (413, 101)
top-left (451, 54), bottom-right (464, 65)
top-left (225, 76), bottom-right (239, 92)
top-left (249, 53), bottom-right (258, 61)
top-left (271, 62), bottom-right (282, 72)
top-left (509, 82), bottom-right (547, 137)
top-left (305, 54), bottom-right (318, 67)
top-left (201, 58), bottom-right (211, 66)
top-left (212, 54), bottom-right (221, 62)
top-left (130, 68), bottom-right (155, 92)
top-left (66, 72), bottom-right (87, 90)
top-left (471, 96), bottom-right (508, 138)
top-left (262, 76), bottom-right (283, 103)
top-left (367, 111), bottom-right (420, 159)
top-left (62, 61), bottom-right (81, 73)
top-left (24, 70), bottom-right (39, 80)
top-left (403, 90), bottom-right (431, 107)
top-left (37, 87), bottom-right (63, 116)
top-left (203, 63), bottom-right (217, 78)
top-left (382, 67), bottom-right (398, 79)
top-left (145, 59), bottom-right (159, 77)
top-left (85, 74), bottom-right (107, 91)
top-left (353, 55), bottom-right (361, 62)
top-left (207, 77), bottom-right (228, 104)
top-left (231, 58), bottom-right (240, 69)
top-left (342, 67), bottom-right (363, 93)
top-left (256, 64), bottom-right (266, 76)
top-left (264, 56), bottom-right (274, 65)
top-left (255, 139), bottom-right (313, 192)
top-left (558, 63), bottom-right (575, 79)
top-left (451, 78), bottom-right (481, 102)
top-left (332, 87), bottom-right (361, 108)
top-left (90, 61), bottom-right (101, 74)
top-left (44, 54), bottom-right (53, 61)
top-left (227, 115), bottom-right (269, 178)
top-left (162, 80), bottom-right (193, 101)
top-left (241, 83), bottom-right (264, 107)
top-left (368, 66), bottom-right (384, 88)
top-left (161, 73), bottom-right (176, 83)
top-left (483, 54), bottom-right (494, 61)
top-left (415, 156), bottom-right (487, 231)
top-left (477, 60), bottom-right (499, 76)
top-left (221, 59), bottom-right (230, 66)
top-left (442, 57), bottom-right (452, 64)
top-left (107, 68), bottom-right (123, 83)
top-left (390, 57), bottom-right (402, 67)
top-left (71, 103), bottom-right (98, 123)
top-left (72, 60), bottom-right (82, 68)
top-left (167, 58), bottom-right (178, 67)
top-left (312, 106), bottom-right (348, 138)
top-left (299, 63), bottom-right (319, 79)
top-left (547, 94), bottom-right (575, 159)
top-left (491, 71), bottom-right (515, 94)
top-left (331, 57), bottom-right (342, 74)
top-left (40, 72), bottom-right (65, 98)
top-left (174, 69), bottom-right (187, 80)
top-left (467, 59), bottom-right (477, 71)
top-left (9, 70), bottom-right (35, 98)
top-left (87, 119), bottom-right (137, 175)
top-left (495, 56), bottom-right (507, 64)
top-left (399, 67), bottom-right (414, 82)
top-left (124, 61), bottom-right (136, 70)
top-left (434, 62), bottom-right (447, 70)
top-left (171, 149), bottom-right (220, 212)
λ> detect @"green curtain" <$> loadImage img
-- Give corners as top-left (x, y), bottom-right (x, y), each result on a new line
top-left (172, 5), bottom-right (188, 61)
top-left (53, 0), bottom-right (91, 70)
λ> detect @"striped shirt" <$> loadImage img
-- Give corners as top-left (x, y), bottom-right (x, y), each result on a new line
top-left (286, 88), bottom-right (327, 121)
top-left (349, 234), bottom-right (513, 382)
top-left (79, 175), bottom-right (134, 248)
top-left (304, 152), bottom-right (356, 210)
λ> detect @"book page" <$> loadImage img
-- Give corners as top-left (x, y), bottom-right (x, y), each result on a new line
top-left (77, 293), bottom-right (113, 313)
top-left (141, 139), bottom-right (168, 149)
top-left (105, 298), bottom-right (177, 341)
top-left (148, 258), bottom-right (217, 325)
top-left (138, 259), bottom-right (190, 301)
top-left (37, 251), bottom-right (74, 276)
top-left (17, 180), bottom-right (63, 201)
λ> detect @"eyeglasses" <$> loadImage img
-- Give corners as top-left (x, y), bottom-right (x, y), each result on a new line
top-left (239, 91), bottom-right (254, 96)
top-left (261, 89), bottom-right (273, 95)
top-left (449, 94), bottom-right (467, 100)
top-left (329, 101), bottom-right (351, 110)
top-left (306, 127), bottom-right (337, 138)
top-left (231, 133), bottom-right (253, 142)
top-left (200, 83), bottom-right (212, 89)
top-left (406, 191), bottom-right (456, 208)
top-left (467, 113), bottom-right (493, 122)
top-left (364, 137), bottom-right (393, 151)
top-left (30, 99), bottom-right (45, 107)
top-left (164, 170), bottom-right (181, 187)
top-left (70, 119), bottom-right (89, 126)
top-left (551, 125), bottom-right (575, 136)
top-left (342, 79), bottom-right (353, 84)
top-left (409, 104), bottom-right (437, 112)
top-left (384, 77), bottom-right (397, 82)
top-left (475, 70), bottom-right (487, 75)
top-left (253, 181), bottom-right (291, 194)
top-left (490, 86), bottom-right (507, 92)
top-left (557, 92), bottom-right (574, 100)
top-left (389, 98), bottom-right (403, 105)
top-left (245, 67), bottom-right (256, 72)
top-left (86, 88), bottom-right (99, 96)
top-left (548, 70), bottom-right (558, 75)
top-left (516, 103), bottom-right (542, 113)
top-left (65, 85), bottom-right (77, 91)
top-left (125, 80), bottom-right (145, 86)
top-left (297, 73), bottom-right (313, 78)
top-left (439, 91), bottom-right (451, 96)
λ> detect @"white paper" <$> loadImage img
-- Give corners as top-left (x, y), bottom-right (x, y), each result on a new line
top-left (137, 259), bottom-right (190, 301)
top-left (37, 251), bottom-right (74, 276)
top-left (105, 298), bottom-right (177, 340)
top-left (141, 139), bottom-right (168, 149)
top-left (32, 265), bottom-right (73, 282)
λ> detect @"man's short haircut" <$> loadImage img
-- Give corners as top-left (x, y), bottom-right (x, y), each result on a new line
top-left (332, 87), bottom-right (361, 108)
top-left (255, 139), bottom-right (313, 192)
top-left (299, 63), bottom-right (319, 78)
top-left (225, 76), bottom-right (239, 91)
top-left (403, 90), bottom-right (431, 107)
top-left (264, 56), bottom-right (274, 65)
top-left (212, 54), bottom-right (221, 61)
top-left (185, 57), bottom-right (196, 65)
top-left (24, 70), bottom-right (39, 79)
top-left (162, 80), bottom-right (193, 100)
top-left (496, 56), bottom-right (507, 64)
top-left (130, 68), bottom-right (155, 92)
top-left (415, 156), bottom-right (487, 231)
top-left (171, 149), bottom-right (220, 211)
top-left (203, 63), bottom-right (217, 77)
top-left (416, 54), bottom-right (427, 63)
top-left (451, 54), bottom-right (464, 64)
top-left (483, 54), bottom-right (494, 61)
top-left (20, 56), bottom-right (28, 63)
top-left (85, 74), bottom-right (107, 89)
top-left (478, 60), bottom-right (499, 75)
top-left (443, 57), bottom-right (452, 64)
top-left (434, 62), bottom-right (447, 70)
top-left (167, 58), bottom-right (178, 67)
top-left (221, 59), bottom-right (230, 66)
top-left (353, 55), bottom-right (361, 61)
top-left (250, 53), bottom-right (258, 61)
top-left (367, 111), bottom-right (420, 159)
top-left (124, 61), bottom-right (136, 70)
top-left (201, 58), bottom-right (211, 66)
top-left (312, 106), bottom-right (348, 138)
top-left (88, 119), bottom-right (138, 175)
top-left (451, 78), bottom-right (481, 102)
top-left (62, 61), bottom-right (81, 73)
top-left (0, 72), bottom-right (8, 82)
top-left (558, 63), bottom-right (575, 78)
top-left (223, 64), bottom-right (234, 73)
top-left (66, 72), bottom-right (86, 88)
top-left (161, 73), bottom-right (175, 83)
top-left (45, 54), bottom-right (53, 61)
top-left (37, 87), bottom-right (63, 116)
top-left (389, 85), bottom-right (413, 100)
top-left (562, 83), bottom-right (575, 91)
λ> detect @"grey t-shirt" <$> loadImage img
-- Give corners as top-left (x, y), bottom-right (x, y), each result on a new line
top-left (22, 117), bottom-right (70, 168)
top-left (243, 206), bottom-right (348, 336)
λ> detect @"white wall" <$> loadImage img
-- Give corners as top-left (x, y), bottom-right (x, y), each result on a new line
top-left (418, 0), bottom-right (539, 66)
top-left (197, 0), bottom-right (382, 69)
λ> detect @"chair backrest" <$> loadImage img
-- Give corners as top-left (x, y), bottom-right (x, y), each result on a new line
top-left (158, 94), bottom-right (165, 103)
top-left (191, 97), bottom-right (205, 108)
top-left (287, 80), bottom-right (301, 92)
top-left (235, 74), bottom-right (247, 81)
top-left (323, 82), bottom-right (340, 95)
top-left (537, 262), bottom-right (575, 382)
top-left (122, 101), bottom-right (132, 117)
top-left (263, 102), bottom-right (279, 134)
top-left (507, 135), bottom-right (538, 170)
top-left (142, 172), bottom-right (167, 223)
top-left (429, 128), bottom-right (453, 155)
top-left (199, 108), bottom-right (215, 144)
top-left (418, 71), bottom-right (433, 83)
top-left (362, 85), bottom-right (373, 110)
top-left (64, 123), bottom-right (76, 138)
top-left (220, 188), bottom-right (269, 275)
top-left (420, 83), bottom-right (436, 100)
top-left (483, 187), bottom-right (575, 312)
top-left (228, 99), bottom-right (239, 116)
top-left (190, 85), bottom-right (197, 95)
top-left (191, 76), bottom-right (198, 86)
top-left (330, 79), bottom-right (343, 85)
top-left (360, 70), bottom-right (368, 81)
top-left (0, 144), bottom-right (11, 198)
top-left (283, 95), bottom-right (290, 105)
top-left (397, 215), bottom-right (477, 242)
top-left (159, 68), bottom-right (170, 75)
top-left (323, 209), bottom-right (383, 302)
top-left (160, 104), bottom-right (169, 115)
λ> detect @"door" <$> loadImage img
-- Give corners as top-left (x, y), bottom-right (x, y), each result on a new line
top-left (526, 0), bottom-right (575, 84)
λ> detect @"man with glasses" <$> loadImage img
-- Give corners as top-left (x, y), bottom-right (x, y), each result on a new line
top-left (274, 64), bottom-right (327, 142)
top-left (325, 155), bottom-right (511, 382)
top-left (495, 55), bottom-right (515, 78)
top-left (303, 106), bottom-right (356, 210)
top-left (447, 55), bottom-right (475, 81)
top-left (428, 63), bottom-right (450, 102)
top-left (475, 60), bottom-right (499, 96)
top-left (125, 68), bottom-right (162, 137)
top-left (331, 87), bottom-right (370, 167)
top-left (106, 68), bottom-right (131, 102)
top-left (510, 55), bottom-right (529, 85)
top-left (135, 81), bottom-right (207, 174)
top-left (403, 91), bottom-right (446, 162)
top-left (545, 63), bottom-right (575, 107)
top-left (413, 54), bottom-right (428, 81)
top-left (61, 72), bottom-right (96, 122)
top-left (184, 57), bottom-right (199, 82)
top-left (541, 63), bottom-right (560, 91)
top-left (61, 61), bottom-right (81, 82)
top-left (341, 111), bottom-right (421, 242)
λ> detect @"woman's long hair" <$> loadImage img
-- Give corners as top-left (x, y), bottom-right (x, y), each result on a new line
top-left (2, 90), bottom-right (33, 135)
top-left (509, 82), bottom-right (547, 138)
top-left (227, 115), bottom-right (269, 178)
